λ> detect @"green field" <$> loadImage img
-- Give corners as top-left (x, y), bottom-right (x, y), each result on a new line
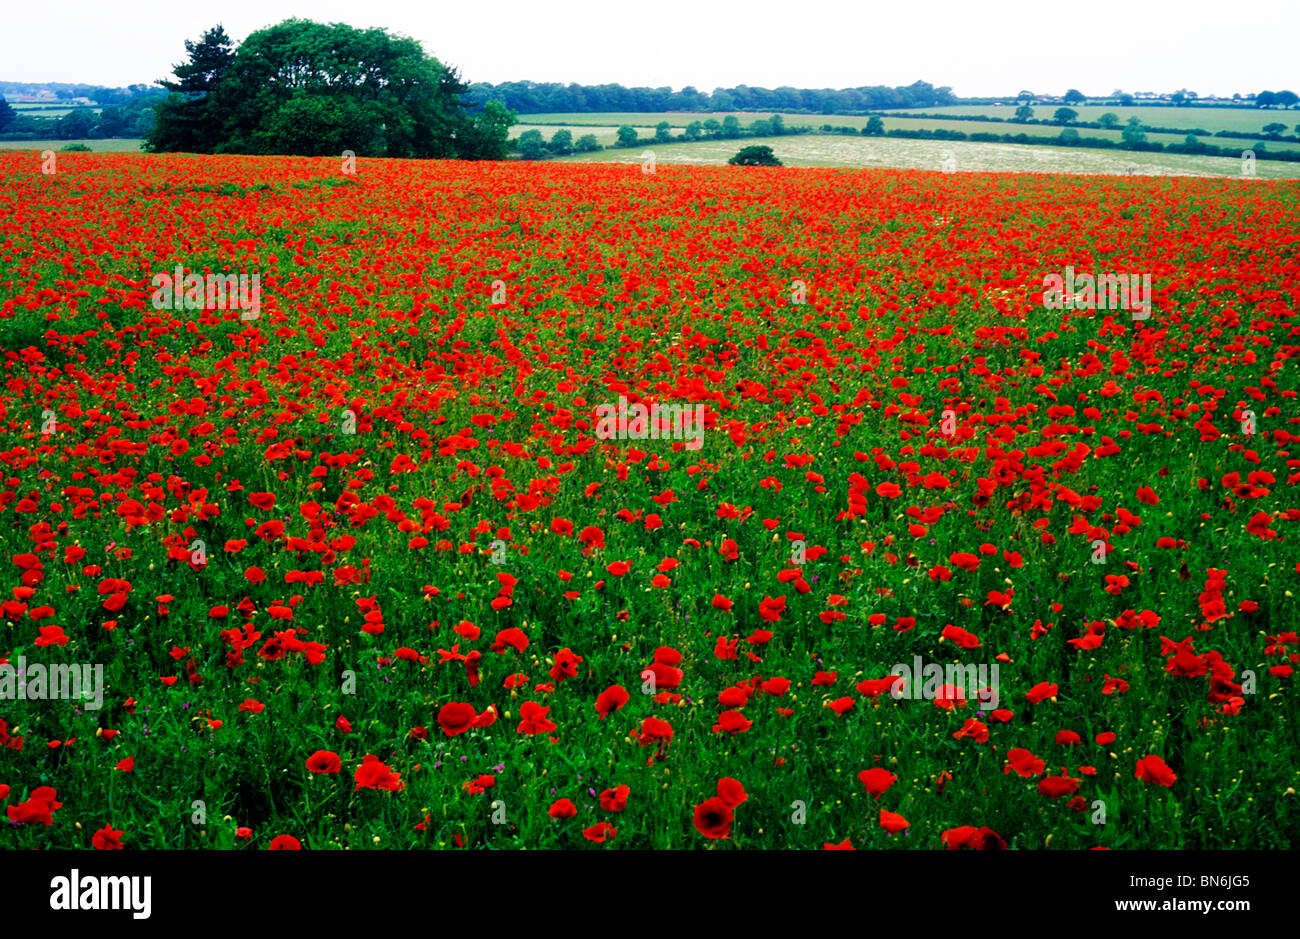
top-left (519, 110), bottom-right (1300, 159)
top-left (558, 133), bottom-right (1300, 178)
top-left (0, 138), bottom-right (143, 152)
top-left (896, 104), bottom-right (1300, 136)
top-left (511, 124), bottom-right (658, 147)
top-left (9, 103), bottom-right (102, 118)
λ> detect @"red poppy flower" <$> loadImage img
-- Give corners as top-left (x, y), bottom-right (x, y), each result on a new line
top-left (92, 824), bottom-right (124, 850)
top-left (437, 702), bottom-right (478, 736)
top-left (549, 798), bottom-right (577, 819)
top-left (693, 796), bottom-right (734, 839)
top-left (306, 750), bottom-right (342, 774)
top-left (858, 768), bottom-right (897, 798)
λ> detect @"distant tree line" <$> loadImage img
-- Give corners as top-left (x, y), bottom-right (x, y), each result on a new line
top-left (0, 94), bottom-right (161, 140)
top-left (466, 80), bottom-right (955, 115)
top-left (0, 81), bottom-right (157, 106)
top-left (514, 113), bottom-right (831, 159)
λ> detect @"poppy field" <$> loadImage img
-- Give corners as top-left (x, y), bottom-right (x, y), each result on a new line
top-left (1, 152), bottom-right (1297, 851)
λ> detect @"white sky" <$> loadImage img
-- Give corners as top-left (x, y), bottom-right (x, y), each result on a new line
top-left (2, 0), bottom-right (1295, 97)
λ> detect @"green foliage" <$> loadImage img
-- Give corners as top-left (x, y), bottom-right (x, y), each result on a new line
top-left (147, 20), bottom-right (512, 159)
top-left (548, 129), bottom-right (574, 155)
top-left (517, 129), bottom-right (545, 160)
top-left (145, 25), bottom-right (235, 153)
top-left (727, 144), bottom-right (782, 166)
top-left (1122, 119), bottom-right (1147, 146)
top-left (616, 125), bottom-right (639, 147)
top-left (56, 110), bottom-right (98, 139)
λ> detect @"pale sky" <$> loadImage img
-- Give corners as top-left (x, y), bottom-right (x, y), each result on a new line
top-left (2, 0), bottom-right (1295, 98)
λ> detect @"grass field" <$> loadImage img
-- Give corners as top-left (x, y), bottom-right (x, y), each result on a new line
top-left (559, 133), bottom-right (1300, 178)
top-left (519, 111), bottom-right (1300, 161)
top-left (897, 104), bottom-right (1300, 136)
top-left (511, 124), bottom-right (658, 147)
top-left (9, 104), bottom-right (103, 118)
top-left (0, 138), bottom-right (143, 153)
top-left (0, 151), bottom-right (1296, 851)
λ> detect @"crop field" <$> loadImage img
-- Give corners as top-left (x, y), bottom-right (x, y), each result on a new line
top-left (899, 105), bottom-right (1299, 136)
top-left (561, 134), bottom-right (1300, 178)
top-left (0, 152), bottom-right (1297, 852)
top-left (510, 124), bottom-right (658, 147)
top-left (0, 138), bottom-right (144, 153)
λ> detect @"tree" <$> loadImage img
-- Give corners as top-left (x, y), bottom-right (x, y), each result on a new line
top-left (1121, 118), bottom-right (1146, 146)
top-left (0, 97), bottom-right (16, 133)
top-left (1013, 105), bottom-right (1034, 122)
top-left (702, 119), bottom-right (721, 137)
top-left (1097, 112), bottom-right (1120, 129)
top-left (616, 125), bottom-right (638, 147)
top-left (548, 128), bottom-right (574, 155)
top-left (721, 115), bottom-right (741, 139)
top-left (1119, 93), bottom-right (1135, 107)
top-left (1262, 122), bottom-right (1287, 139)
top-left (1017, 90), bottom-right (1035, 105)
top-left (149, 20), bottom-right (508, 158)
top-left (574, 134), bottom-right (600, 153)
top-left (1276, 90), bottom-right (1299, 108)
top-left (863, 115), bottom-right (884, 135)
top-left (653, 121), bottom-right (672, 143)
top-left (1256, 91), bottom-right (1277, 108)
top-left (57, 110), bottom-right (98, 139)
top-left (1063, 89), bottom-right (1085, 105)
top-left (728, 144), bottom-right (782, 166)
top-left (96, 106), bottom-right (130, 137)
top-left (684, 121), bottom-right (703, 140)
top-left (1052, 107), bottom-right (1078, 125)
top-left (770, 114), bottom-right (784, 135)
top-left (516, 129), bottom-right (545, 159)
top-left (146, 24), bottom-right (236, 153)
top-left (458, 100), bottom-right (515, 160)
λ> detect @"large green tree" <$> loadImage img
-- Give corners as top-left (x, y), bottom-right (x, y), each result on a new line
top-left (146, 25), bottom-right (235, 153)
top-left (147, 20), bottom-right (512, 158)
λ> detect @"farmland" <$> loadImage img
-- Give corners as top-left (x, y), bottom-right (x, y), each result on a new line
top-left (560, 134), bottom-right (1300, 178)
top-left (0, 152), bottom-right (1297, 852)
top-left (896, 104), bottom-right (1300, 136)
top-left (0, 138), bottom-right (143, 153)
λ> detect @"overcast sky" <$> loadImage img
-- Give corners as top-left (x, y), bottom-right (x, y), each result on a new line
top-left (3, 0), bottom-right (1295, 97)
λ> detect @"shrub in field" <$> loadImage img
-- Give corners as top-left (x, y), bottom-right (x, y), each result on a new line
top-left (728, 144), bottom-right (782, 165)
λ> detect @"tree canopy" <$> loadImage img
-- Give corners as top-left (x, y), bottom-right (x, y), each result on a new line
top-left (146, 20), bottom-right (514, 159)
